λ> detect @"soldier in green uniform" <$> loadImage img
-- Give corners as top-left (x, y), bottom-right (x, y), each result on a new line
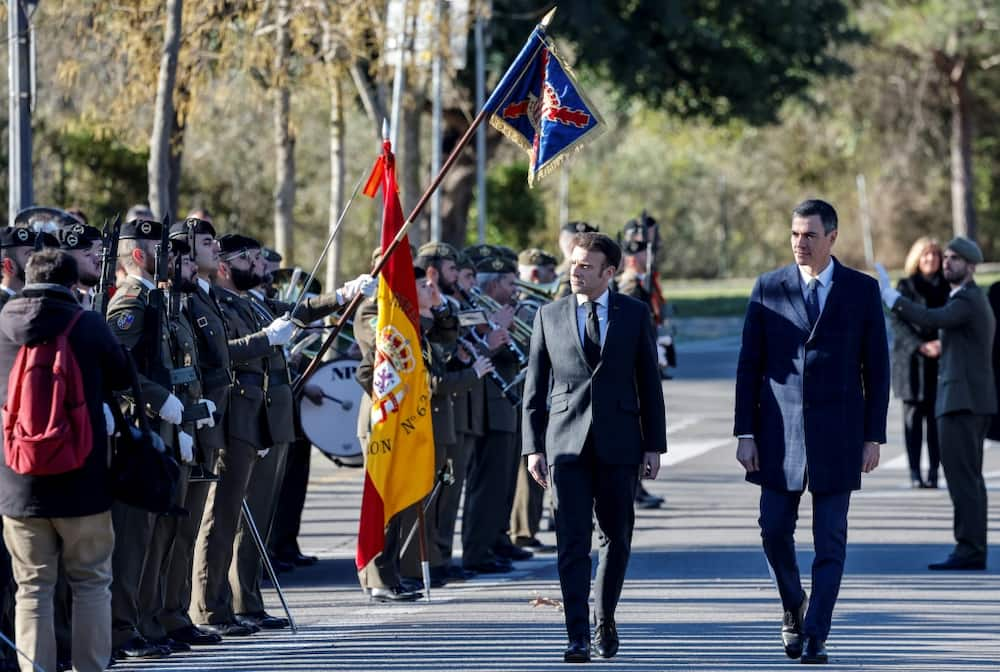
top-left (163, 216), bottom-right (231, 646)
top-left (106, 219), bottom-right (204, 660)
top-left (509, 248), bottom-right (559, 551)
top-left (232, 240), bottom-right (373, 628)
top-left (192, 234), bottom-right (293, 637)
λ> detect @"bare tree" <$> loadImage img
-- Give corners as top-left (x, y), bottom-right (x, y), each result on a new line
top-left (148, 0), bottom-right (183, 218)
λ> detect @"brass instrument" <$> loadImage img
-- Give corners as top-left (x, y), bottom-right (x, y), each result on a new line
top-left (513, 277), bottom-right (561, 302)
top-left (458, 287), bottom-right (528, 365)
top-left (469, 287), bottom-right (533, 346)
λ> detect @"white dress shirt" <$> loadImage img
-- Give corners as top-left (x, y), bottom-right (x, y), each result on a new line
top-left (575, 288), bottom-right (610, 348)
top-left (798, 260), bottom-right (835, 316)
top-left (197, 277), bottom-right (211, 295)
top-left (128, 274), bottom-right (156, 291)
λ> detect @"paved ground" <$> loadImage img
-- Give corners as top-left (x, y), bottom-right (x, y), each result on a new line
top-left (121, 335), bottom-right (1000, 671)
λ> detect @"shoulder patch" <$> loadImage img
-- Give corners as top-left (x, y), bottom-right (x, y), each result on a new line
top-left (116, 313), bottom-right (135, 331)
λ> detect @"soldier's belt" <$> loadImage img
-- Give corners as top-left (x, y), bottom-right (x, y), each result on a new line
top-left (201, 368), bottom-right (233, 391)
top-left (234, 371), bottom-right (266, 388)
top-left (170, 366), bottom-right (199, 386)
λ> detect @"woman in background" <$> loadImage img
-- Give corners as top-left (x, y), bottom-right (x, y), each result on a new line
top-left (890, 237), bottom-right (949, 488)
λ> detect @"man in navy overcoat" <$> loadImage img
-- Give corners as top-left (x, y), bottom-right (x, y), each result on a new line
top-left (734, 199), bottom-right (890, 664)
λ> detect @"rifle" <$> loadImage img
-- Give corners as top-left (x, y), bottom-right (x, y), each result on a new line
top-left (94, 214), bottom-right (121, 317)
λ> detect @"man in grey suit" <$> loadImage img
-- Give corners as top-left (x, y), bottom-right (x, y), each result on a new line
top-left (878, 237), bottom-right (996, 570)
top-left (523, 232), bottom-right (667, 663)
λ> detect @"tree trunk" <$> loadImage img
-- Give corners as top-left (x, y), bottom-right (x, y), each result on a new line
top-left (167, 103), bottom-right (186, 219)
top-left (326, 74), bottom-right (345, 293)
top-left (274, 0), bottom-right (296, 263)
top-left (946, 57), bottom-right (977, 241)
top-left (147, 0), bottom-right (183, 219)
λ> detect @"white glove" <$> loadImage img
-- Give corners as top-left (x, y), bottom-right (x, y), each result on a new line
top-left (874, 263), bottom-right (901, 308)
top-left (177, 430), bottom-right (195, 464)
top-left (193, 399), bottom-right (216, 429)
top-left (158, 394), bottom-right (184, 425)
top-left (657, 334), bottom-right (673, 347)
top-left (103, 403), bottom-right (116, 436)
top-left (657, 343), bottom-right (668, 369)
top-left (257, 447), bottom-right (271, 459)
top-left (337, 274), bottom-right (377, 304)
top-left (471, 356), bottom-right (495, 379)
top-left (264, 316), bottom-right (294, 346)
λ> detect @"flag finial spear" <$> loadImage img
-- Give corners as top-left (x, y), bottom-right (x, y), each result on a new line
top-left (540, 7), bottom-right (557, 27)
top-left (382, 118), bottom-right (390, 141)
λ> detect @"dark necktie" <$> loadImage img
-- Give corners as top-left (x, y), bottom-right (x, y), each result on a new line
top-left (804, 279), bottom-right (820, 326)
top-left (583, 301), bottom-right (602, 368)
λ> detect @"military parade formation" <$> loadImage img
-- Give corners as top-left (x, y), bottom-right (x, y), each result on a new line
top-left (0, 203), bottom-right (676, 671)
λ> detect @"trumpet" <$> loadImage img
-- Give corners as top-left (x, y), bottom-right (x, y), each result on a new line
top-left (458, 287), bottom-right (528, 365)
top-left (513, 277), bottom-right (561, 302)
top-left (469, 287), bottom-right (533, 346)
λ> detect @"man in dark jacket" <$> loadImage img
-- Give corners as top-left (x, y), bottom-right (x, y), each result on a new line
top-left (0, 248), bottom-right (132, 672)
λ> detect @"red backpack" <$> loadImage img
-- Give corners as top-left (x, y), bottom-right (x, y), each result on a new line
top-left (3, 311), bottom-right (94, 476)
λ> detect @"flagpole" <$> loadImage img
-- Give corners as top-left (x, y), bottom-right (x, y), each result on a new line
top-left (293, 8), bottom-right (557, 394)
top-left (417, 507), bottom-right (432, 601)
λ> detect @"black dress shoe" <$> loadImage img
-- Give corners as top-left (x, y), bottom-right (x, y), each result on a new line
top-left (168, 624), bottom-right (223, 645)
top-left (279, 551), bottom-right (319, 567)
top-left (494, 544), bottom-right (533, 561)
top-left (564, 637), bottom-right (591, 663)
top-left (197, 620), bottom-right (259, 637)
top-left (238, 612), bottom-right (290, 630)
top-left (445, 564), bottom-right (476, 581)
top-left (149, 637), bottom-right (190, 653)
top-left (592, 620), bottom-right (619, 658)
top-left (370, 585), bottom-right (422, 602)
top-left (465, 560), bottom-right (513, 574)
top-left (800, 637), bottom-right (828, 664)
top-left (782, 597), bottom-right (807, 659)
top-left (188, 465), bottom-right (220, 482)
top-left (928, 555), bottom-right (986, 570)
top-left (113, 635), bottom-right (171, 659)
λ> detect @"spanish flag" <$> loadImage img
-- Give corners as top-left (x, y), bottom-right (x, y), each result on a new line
top-left (356, 140), bottom-right (435, 572)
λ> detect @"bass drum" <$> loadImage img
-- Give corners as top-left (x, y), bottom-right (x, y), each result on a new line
top-left (298, 359), bottom-right (364, 468)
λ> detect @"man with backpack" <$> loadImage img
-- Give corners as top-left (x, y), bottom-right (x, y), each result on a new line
top-left (0, 248), bottom-right (132, 672)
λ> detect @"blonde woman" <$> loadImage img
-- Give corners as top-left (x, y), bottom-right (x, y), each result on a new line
top-left (889, 237), bottom-right (949, 488)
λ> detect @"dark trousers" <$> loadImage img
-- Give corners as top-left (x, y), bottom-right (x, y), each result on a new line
top-left (110, 503), bottom-right (155, 647)
top-left (271, 437), bottom-right (312, 559)
top-left (759, 487), bottom-right (851, 642)
top-left (434, 433), bottom-right (475, 562)
top-left (233, 445), bottom-right (288, 616)
top-left (462, 431), bottom-right (518, 567)
top-left (904, 401), bottom-right (940, 478)
top-left (550, 441), bottom-right (638, 640)
top-left (938, 412), bottom-right (989, 561)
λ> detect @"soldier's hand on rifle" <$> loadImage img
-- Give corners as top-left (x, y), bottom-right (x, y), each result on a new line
top-left (472, 356), bottom-right (495, 379)
top-left (194, 399), bottom-right (216, 429)
top-left (337, 273), bottom-right (377, 304)
top-left (158, 394), bottom-right (185, 425)
top-left (177, 430), bottom-right (195, 464)
top-left (257, 447), bottom-right (271, 459)
top-left (264, 316), bottom-right (294, 346)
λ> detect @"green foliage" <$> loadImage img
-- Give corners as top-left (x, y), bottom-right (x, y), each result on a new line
top-left (467, 162), bottom-right (547, 250)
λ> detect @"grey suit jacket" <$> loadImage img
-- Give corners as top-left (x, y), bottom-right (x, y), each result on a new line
top-left (893, 281), bottom-right (998, 417)
top-left (522, 291), bottom-right (667, 465)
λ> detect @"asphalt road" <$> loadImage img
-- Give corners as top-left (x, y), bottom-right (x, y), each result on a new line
top-left (121, 335), bottom-right (1000, 671)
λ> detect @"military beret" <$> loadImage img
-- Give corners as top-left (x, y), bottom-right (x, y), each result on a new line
top-left (496, 245), bottom-right (517, 262)
top-left (218, 233), bottom-right (261, 256)
top-left (57, 223), bottom-right (102, 251)
top-left (561, 221), bottom-right (597, 235)
top-left (517, 248), bottom-right (557, 267)
top-left (262, 247), bottom-right (282, 263)
top-left (417, 241), bottom-right (458, 262)
top-left (456, 252), bottom-right (474, 271)
top-left (1, 227), bottom-right (58, 249)
top-left (475, 256), bottom-right (517, 274)
top-left (182, 216), bottom-right (216, 238)
top-left (119, 219), bottom-right (162, 240)
top-left (463, 244), bottom-right (498, 263)
top-left (14, 206), bottom-right (79, 232)
top-left (169, 238), bottom-right (191, 255)
top-left (946, 236), bottom-right (984, 264)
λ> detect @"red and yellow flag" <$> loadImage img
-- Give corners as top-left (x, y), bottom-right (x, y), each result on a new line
top-left (356, 141), bottom-right (435, 572)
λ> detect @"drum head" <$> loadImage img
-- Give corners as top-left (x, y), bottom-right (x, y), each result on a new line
top-left (299, 359), bottom-right (364, 468)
